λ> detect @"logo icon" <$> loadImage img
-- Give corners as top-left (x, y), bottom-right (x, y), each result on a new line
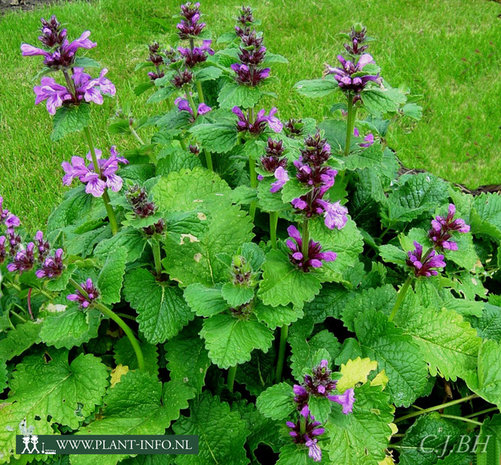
top-left (19, 420), bottom-right (39, 454)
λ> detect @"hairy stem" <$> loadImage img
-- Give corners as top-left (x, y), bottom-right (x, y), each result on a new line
top-left (69, 278), bottom-right (144, 371)
top-left (301, 219), bottom-right (310, 260)
top-left (344, 94), bottom-right (357, 156)
top-left (227, 365), bottom-right (237, 393)
top-left (129, 121), bottom-right (145, 145)
top-left (269, 211), bottom-right (279, 249)
top-left (440, 414), bottom-right (482, 426)
top-left (394, 394), bottom-right (479, 423)
top-left (248, 155), bottom-right (258, 221)
top-left (151, 238), bottom-right (163, 276)
top-left (275, 324), bottom-right (289, 382)
top-left (83, 127), bottom-right (118, 235)
top-left (388, 275), bottom-right (412, 322)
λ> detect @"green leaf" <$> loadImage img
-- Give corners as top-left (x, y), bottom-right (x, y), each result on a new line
top-left (200, 313), bottom-right (273, 369)
top-left (276, 444), bottom-right (312, 465)
top-left (294, 77), bottom-right (338, 98)
top-left (324, 383), bottom-right (394, 465)
top-left (164, 322), bottom-right (211, 393)
top-left (257, 178), bottom-right (288, 212)
top-left (94, 228), bottom-right (147, 263)
top-left (221, 283), bottom-right (255, 307)
top-left (72, 56), bottom-right (101, 68)
top-left (309, 395), bottom-right (333, 423)
top-left (394, 305), bottom-right (482, 381)
top-left (195, 66), bottom-right (222, 82)
top-left (173, 393), bottom-right (250, 465)
top-left (344, 144), bottom-right (384, 171)
top-left (254, 301), bottom-right (304, 330)
top-left (124, 268), bottom-right (194, 344)
top-left (402, 103), bottom-right (423, 120)
top-left (97, 247), bottom-right (127, 305)
top-left (51, 104), bottom-right (91, 141)
top-left (379, 244), bottom-right (408, 266)
top-left (114, 337), bottom-right (159, 375)
top-left (0, 361), bottom-right (6, 393)
top-left (354, 311), bottom-right (429, 407)
top-left (157, 147), bottom-right (202, 175)
top-left (72, 372), bottom-right (193, 465)
top-left (256, 382), bottom-right (295, 421)
top-left (189, 123), bottom-right (238, 153)
top-left (40, 305), bottom-right (101, 349)
top-left (45, 263), bottom-right (76, 292)
top-left (0, 350), bottom-right (108, 460)
top-left (258, 249), bottom-right (322, 308)
top-left (471, 193), bottom-right (501, 240)
top-left (466, 339), bottom-right (501, 409)
top-left (217, 80), bottom-right (262, 109)
top-left (184, 284), bottom-right (229, 316)
top-left (281, 177), bottom-right (311, 203)
top-left (318, 119), bottom-right (347, 152)
top-left (362, 88), bottom-right (401, 115)
top-left (0, 320), bottom-right (42, 362)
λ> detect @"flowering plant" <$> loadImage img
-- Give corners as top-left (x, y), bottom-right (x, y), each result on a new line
top-left (1, 6), bottom-right (500, 465)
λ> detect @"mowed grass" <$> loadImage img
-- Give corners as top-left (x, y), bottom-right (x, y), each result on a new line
top-left (0, 0), bottom-right (500, 230)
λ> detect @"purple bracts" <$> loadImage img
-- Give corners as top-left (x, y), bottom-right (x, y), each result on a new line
top-left (67, 278), bottom-right (99, 308)
top-left (178, 39), bottom-right (214, 67)
top-left (177, 2), bottom-right (206, 39)
top-left (286, 225), bottom-right (336, 272)
top-left (428, 204), bottom-right (470, 251)
top-left (232, 106), bottom-right (282, 135)
top-left (407, 241), bottom-right (446, 277)
top-left (286, 406), bottom-right (324, 462)
top-left (325, 53), bottom-right (380, 94)
top-left (7, 243), bottom-right (35, 274)
top-left (36, 249), bottom-right (64, 279)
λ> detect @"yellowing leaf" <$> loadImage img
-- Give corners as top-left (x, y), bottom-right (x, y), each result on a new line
top-left (371, 370), bottom-right (389, 388)
top-left (337, 357), bottom-right (378, 393)
top-left (110, 364), bottom-right (129, 387)
top-left (378, 454), bottom-right (395, 465)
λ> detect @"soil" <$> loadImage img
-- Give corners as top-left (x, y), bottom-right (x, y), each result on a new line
top-left (0, 0), bottom-right (72, 14)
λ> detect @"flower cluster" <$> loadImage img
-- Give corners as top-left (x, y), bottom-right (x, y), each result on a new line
top-left (286, 406), bottom-right (324, 462)
top-left (0, 196), bottom-right (22, 259)
top-left (260, 139), bottom-right (287, 173)
top-left (286, 225), bottom-right (336, 272)
top-left (62, 146), bottom-right (128, 198)
top-left (230, 255), bottom-right (256, 287)
top-left (429, 204), bottom-right (470, 250)
top-left (407, 241), bottom-right (446, 277)
top-left (232, 106), bottom-right (282, 135)
top-left (235, 5), bottom-right (254, 38)
top-left (286, 360), bottom-right (355, 462)
top-left (21, 16), bottom-right (96, 69)
top-left (325, 54), bottom-right (380, 96)
top-left (178, 39), bottom-right (214, 68)
top-left (292, 132), bottom-right (349, 230)
top-left (67, 278), bottom-right (99, 309)
top-left (36, 248), bottom-right (64, 279)
top-left (177, 2), bottom-right (206, 40)
top-left (126, 185), bottom-right (166, 236)
top-left (147, 42), bottom-right (166, 81)
top-left (175, 97), bottom-right (211, 120)
top-left (231, 25), bottom-right (270, 86)
top-left (284, 118), bottom-right (304, 138)
top-left (343, 24), bottom-right (368, 56)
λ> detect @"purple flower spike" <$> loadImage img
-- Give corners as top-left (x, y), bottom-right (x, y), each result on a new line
top-left (328, 388), bottom-right (355, 414)
top-left (286, 408), bottom-right (325, 462)
top-left (36, 249), bottom-right (64, 279)
top-left (325, 53), bottom-right (380, 95)
top-left (270, 167), bottom-right (289, 193)
top-left (67, 278), bottom-right (99, 309)
top-left (7, 243), bottom-right (35, 274)
top-left (407, 241), bottom-right (446, 277)
top-left (318, 200), bottom-right (348, 230)
top-left (233, 106), bottom-right (282, 135)
top-left (0, 236), bottom-right (6, 264)
top-left (428, 204), bottom-right (470, 251)
top-left (35, 230), bottom-right (50, 262)
top-left (286, 225), bottom-right (336, 272)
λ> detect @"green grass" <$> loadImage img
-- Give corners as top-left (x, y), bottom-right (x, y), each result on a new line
top-left (0, 0), bottom-right (500, 230)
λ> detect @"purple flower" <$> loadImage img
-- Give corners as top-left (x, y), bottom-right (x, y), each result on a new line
top-left (35, 230), bottom-right (50, 262)
top-left (61, 147), bottom-right (128, 198)
top-left (177, 3), bottom-right (205, 39)
top-left (36, 249), bottom-right (64, 279)
top-left (236, 5), bottom-right (254, 26)
top-left (429, 204), bottom-right (470, 251)
top-left (67, 278), bottom-right (99, 308)
top-left (174, 97), bottom-right (211, 119)
top-left (325, 53), bottom-right (380, 94)
top-left (238, 45), bottom-right (266, 66)
top-left (232, 106), bottom-right (282, 135)
top-left (4, 214), bottom-right (20, 230)
top-left (407, 241), bottom-right (446, 277)
top-left (33, 77), bottom-right (71, 115)
top-left (328, 388), bottom-right (355, 414)
top-left (0, 196), bottom-right (9, 222)
top-left (286, 407), bottom-right (325, 462)
top-left (318, 200), bottom-right (348, 230)
top-left (303, 359), bottom-right (339, 399)
top-left (0, 236), bottom-right (6, 264)
top-left (38, 15), bottom-right (67, 48)
top-left (178, 40), bottom-right (214, 67)
top-left (270, 167), bottom-right (289, 193)
top-left (7, 243), bottom-right (35, 274)
top-left (286, 225), bottom-right (336, 272)
top-left (231, 63), bottom-right (270, 86)
top-left (354, 127), bottom-right (375, 147)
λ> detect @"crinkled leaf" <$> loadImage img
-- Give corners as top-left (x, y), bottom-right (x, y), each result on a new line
top-left (124, 268), bottom-right (194, 344)
top-left (94, 228), bottom-right (147, 264)
top-left (200, 313), bottom-right (273, 369)
top-left (294, 77), bottom-right (338, 98)
top-left (254, 301), bottom-right (304, 330)
top-left (217, 80), bottom-right (262, 109)
top-left (189, 123), bottom-right (238, 153)
top-left (256, 382), bottom-right (295, 421)
top-left (184, 284), bottom-right (228, 317)
top-left (336, 357), bottom-right (379, 393)
top-left (221, 283), bottom-right (255, 307)
top-left (51, 104), bottom-right (91, 141)
top-left (0, 320), bottom-right (42, 362)
top-left (97, 247), bottom-right (127, 305)
top-left (113, 337), bottom-right (159, 375)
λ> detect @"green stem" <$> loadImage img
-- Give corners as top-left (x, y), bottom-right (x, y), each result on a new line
top-left (115, 313), bottom-right (137, 321)
top-left (179, 138), bottom-right (187, 151)
top-left (275, 324), bottom-right (289, 382)
top-left (388, 276), bottom-right (412, 322)
top-left (227, 365), bottom-right (237, 392)
top-left (151, 239), bottom-right (162, 276)
top-left (269, 211), bottom-right (279, 249)
top-left (249, 155), bottom-right (258, 221)
top-left (440, 414), bottom-right (482, 426)
top-left (300, 414), bottom-right (306, 435)
top-left (394, 394), bottom-right (479, 423)
top-left (196, 80), bottom-right (205, 104)
top-left (83, 127), bottom-right (118, 235)
top-left (301, 219), bottom-right (309, 259)
top-left (129, 123), bottom-right (145, 145)
top-left (204, 150), bottom-right (213, 171)
top-left (465, 407), bottom-right (499, 418)
top-left (344, 94), bottom-right (357, 156)
top-left (185, 90), bottom-right (198, 118)
top-left (69, 278), bottom-right (144, 371)
top-left (10, 310), bottom-right (27, 323)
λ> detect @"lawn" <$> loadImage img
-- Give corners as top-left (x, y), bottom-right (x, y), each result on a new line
top-left (0, 0), bottom-right (500, 231)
